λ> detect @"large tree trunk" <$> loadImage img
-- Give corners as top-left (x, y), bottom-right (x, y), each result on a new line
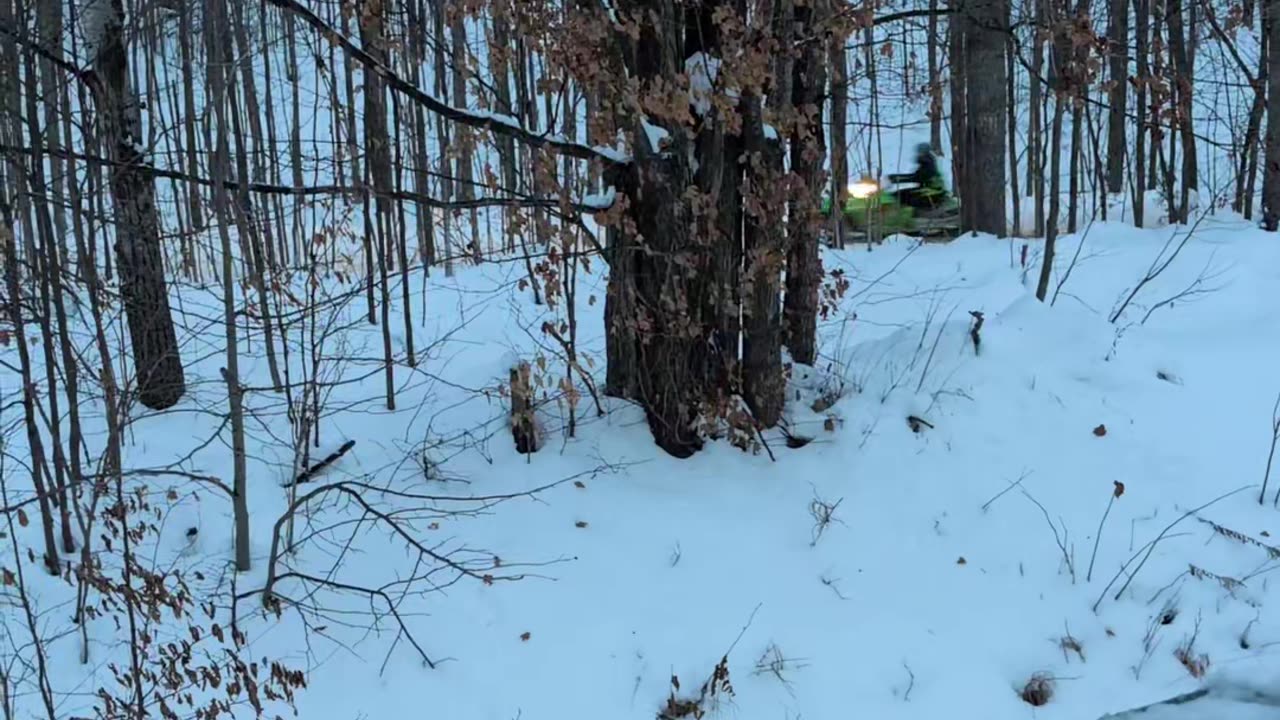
top-left (963, 0), bottom-right (1009, 236)
top-left (928, 0), bottom-right (943, 152)
top-left (741, 98), bottom-right (784, 427)
top-left (1106, 0), bottom-right (1129, 193)
top-left (89, 0), bottom-right (186, 410)
top-left (740, 0), bottom-right (789, 427)
top-left (784, 0), bottom-right (826, 366)
top-left (1263, 0), bottom-right (1280, 230)
top-left (604, 0), bottom-right (720, 457)
top-left (610, 156), bottom-right (707, 458)
top-left (686, 0), bottom-right (742, 400)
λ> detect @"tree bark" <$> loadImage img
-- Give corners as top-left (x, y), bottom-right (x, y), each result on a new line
top-left (1029, 0), bottom-right (1046, 234)
top-left (490, 1), bottom-right (519, 239)
top-left (604, 0), bottom-right (715, 457)
top-left (1264, 0), bottom-right (1280, 229)
top-left (784, 0), bottom-right (826, 365)
top-left (1134, 0), bottom-right (1150, 226)
top-left (88, 0), bottom-right (186, 410)
top-left (1106, 0), bottom-right (1129, 193)
top-left (1007, 33), bottom-right (1021, 235)
top-left (929, 0), bottom-right (944, 152)
top-left (742, 93), bottom-right (785, 426)
top-left (1166, 0), bottom-right (1197, 221)
top-left (963, 0), bottom-right (1009, 236)
top-left (36, 0), bottom-right (68, 252)
top-left (1242, 25), bottom-right (1268, 219)
top-left (451, 4), bottom-right (481, 256)
top-left (1038, 10), bottom-right (1069, 300)
top-left (359, 0), bottom-right (399, 409)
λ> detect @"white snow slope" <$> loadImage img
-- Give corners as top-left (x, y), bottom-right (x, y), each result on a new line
top-left (7, 217), bottom-right (1280, 720)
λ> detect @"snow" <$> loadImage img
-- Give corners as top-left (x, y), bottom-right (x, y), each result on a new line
top-left (8, 5), bottom-right (1280, 720)
top-left (1101, 678), bottom-right (1280, 718)
top-left (686, 52), bottom-right (726, 116)
top-left (11, 214), bottom-right (1280, 720)
top-left (593, 142), bottom-right (631, 164)
top-left (582, 186), bottom-right (617, 210)
top-left (643, 119), bottom-right (671, 153)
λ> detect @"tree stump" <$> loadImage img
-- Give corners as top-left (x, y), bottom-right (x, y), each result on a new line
top-left (510, 362), bottom-right (538, 454)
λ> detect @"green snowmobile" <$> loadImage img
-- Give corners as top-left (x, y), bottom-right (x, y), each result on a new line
top-left (820, 144), bottom-right (961, 244)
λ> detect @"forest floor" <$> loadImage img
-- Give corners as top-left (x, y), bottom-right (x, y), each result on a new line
top-left (11, 213), bottom-right (1280, 720)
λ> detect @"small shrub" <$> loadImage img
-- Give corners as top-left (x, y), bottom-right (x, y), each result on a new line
top-left (659, 656), bottom-right (734, 720)
top-left (1174, 643), bottom-right (1210, 678)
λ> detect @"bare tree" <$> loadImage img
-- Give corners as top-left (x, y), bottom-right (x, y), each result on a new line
top-left (205, 0), bottom-right (251, 572)
top-left (1, 219), bottom-right (60, 576)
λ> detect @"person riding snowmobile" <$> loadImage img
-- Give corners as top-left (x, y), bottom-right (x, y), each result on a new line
top-left (888, 144), bottom-right (948, 210)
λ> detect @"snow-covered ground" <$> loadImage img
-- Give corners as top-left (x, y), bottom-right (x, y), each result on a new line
top-left (8, 213), bottom-right (1280, 719)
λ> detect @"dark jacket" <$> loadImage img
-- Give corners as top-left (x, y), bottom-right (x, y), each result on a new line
top-left (890, 154), bottom-right (945, 193)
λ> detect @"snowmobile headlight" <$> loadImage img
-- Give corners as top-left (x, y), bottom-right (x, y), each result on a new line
top-left (848, 181), bottom-right (878, 199)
